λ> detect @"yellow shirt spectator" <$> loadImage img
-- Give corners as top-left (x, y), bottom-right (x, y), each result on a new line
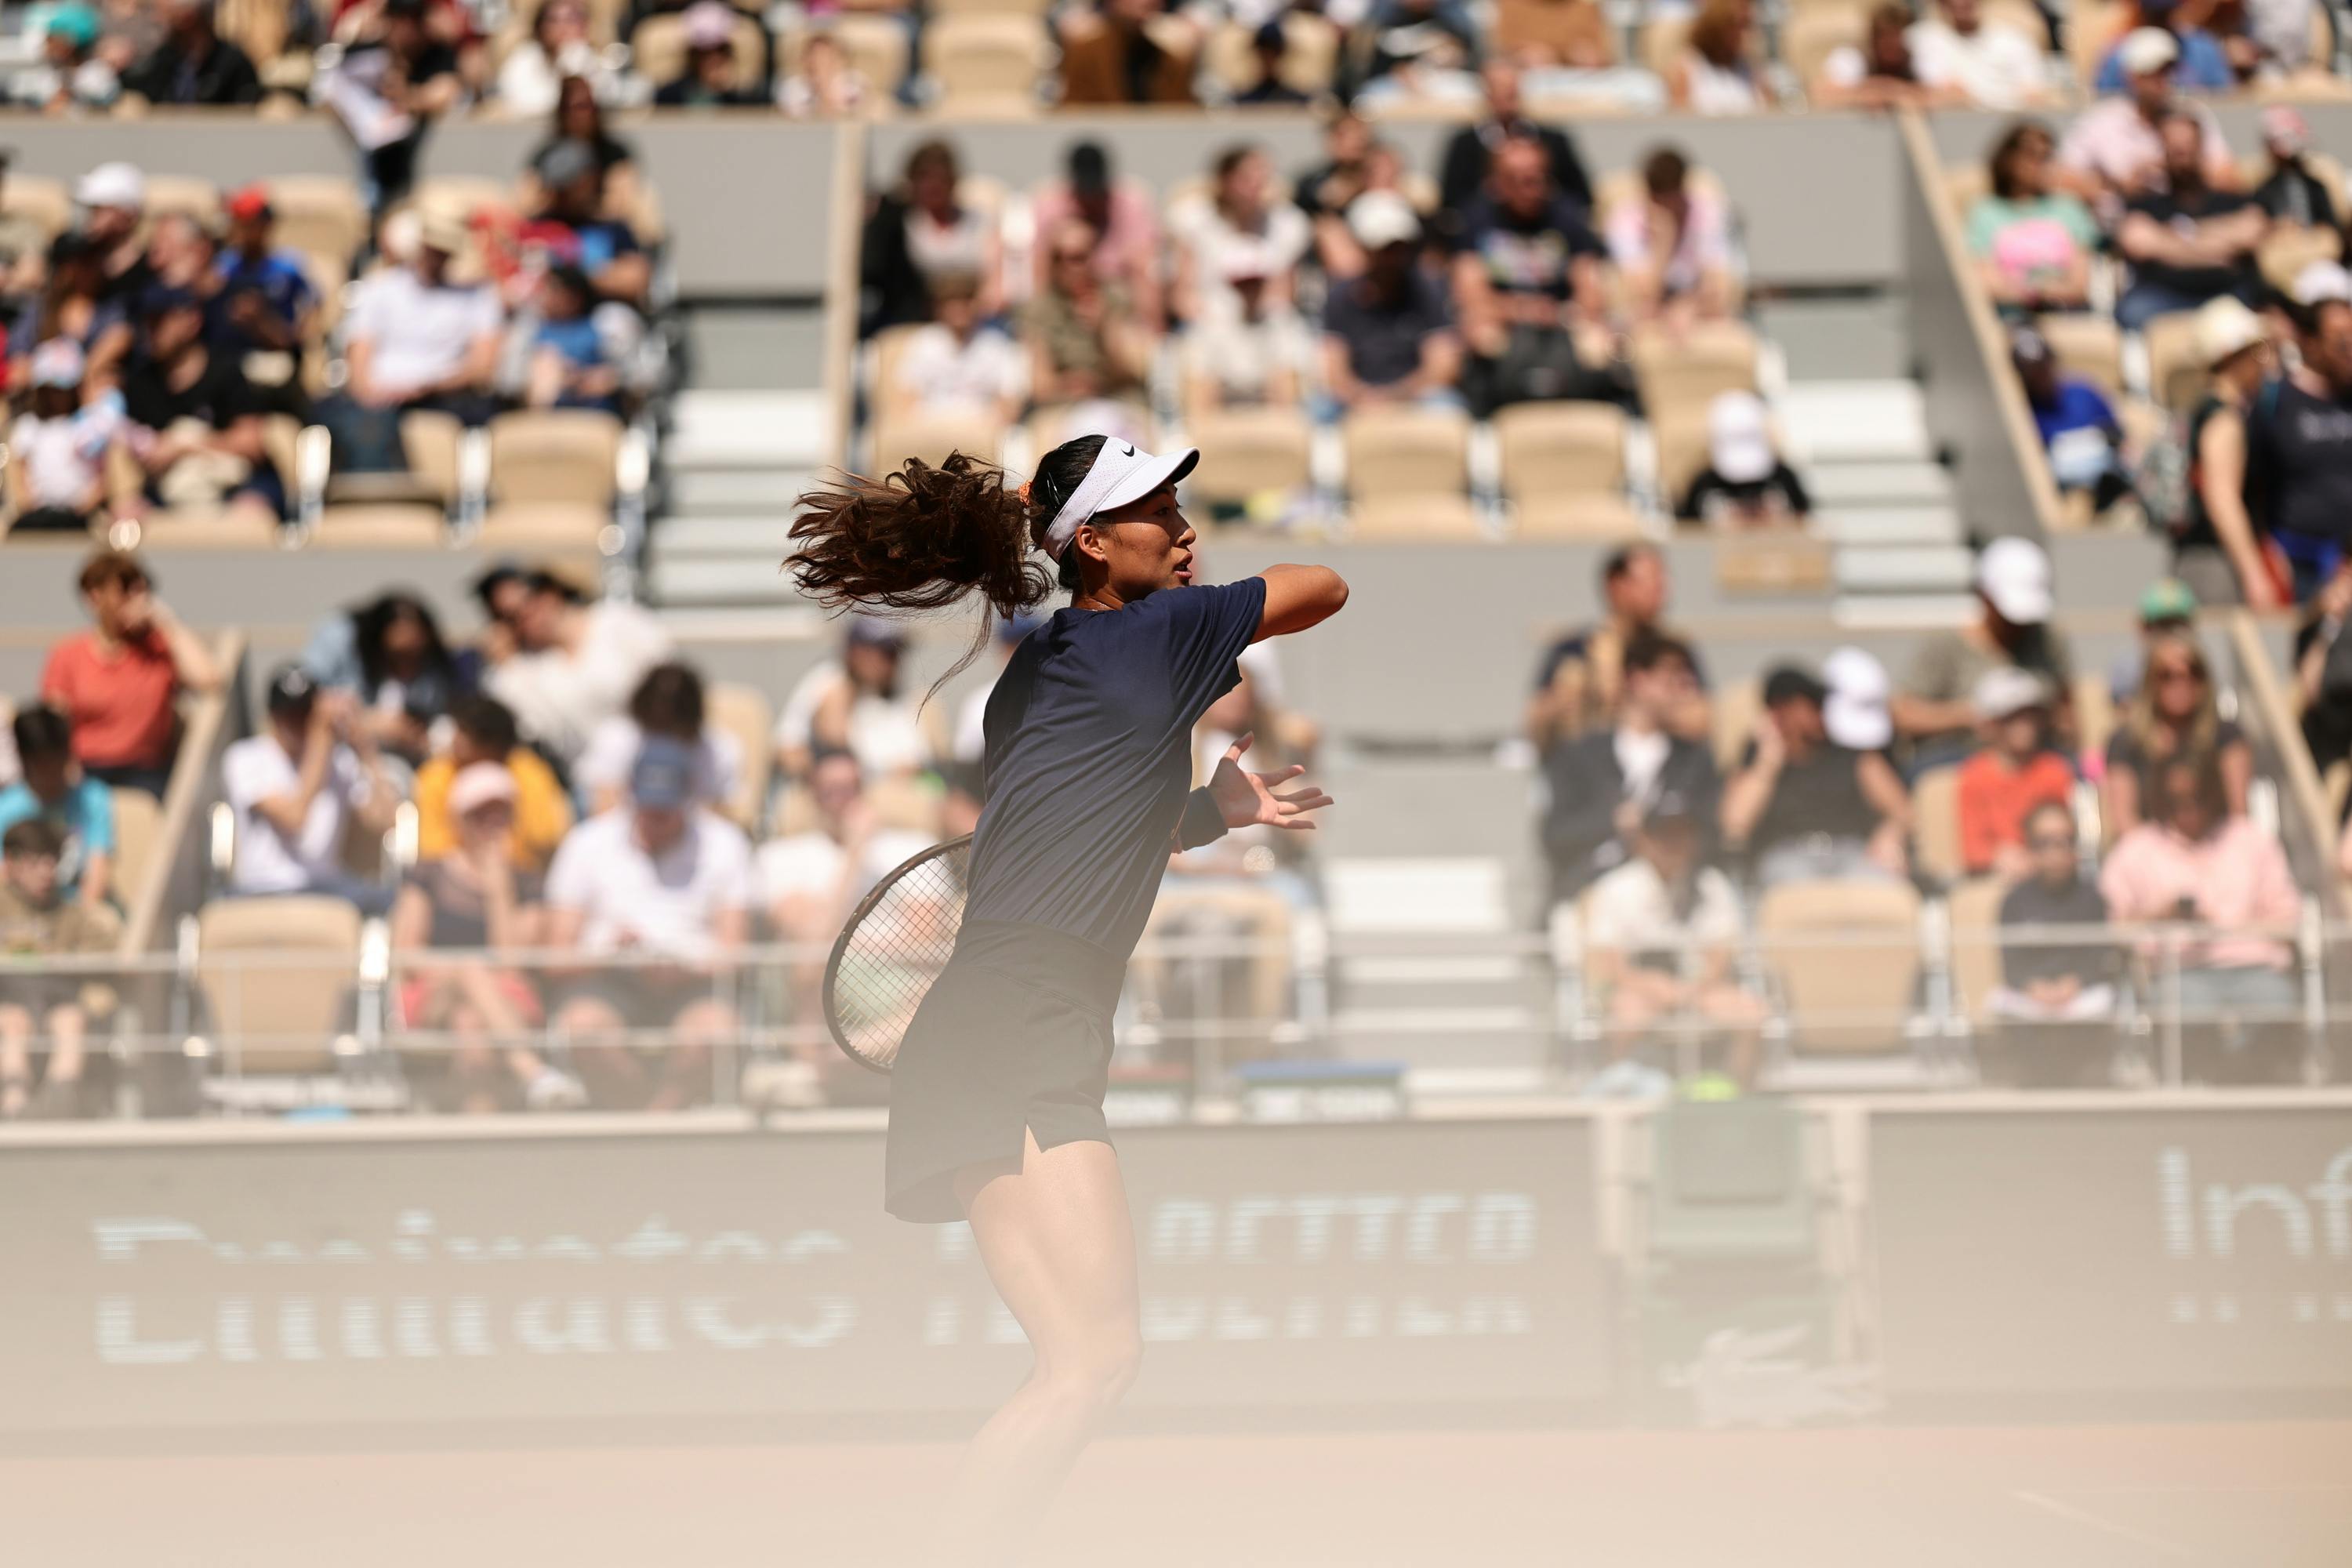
top-left (414, 748), bottom-right (572, 870)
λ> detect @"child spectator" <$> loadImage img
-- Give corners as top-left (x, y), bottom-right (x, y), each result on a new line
top-left (1676, 391), bottom-right (1812, 527)
top-left (0, 707), bottom-right (115, 910)
top-left (1720, 664), bottom-right (1911, 887)
top-left (413, 694), bottom-right (573, 871)
top-left (1957, 665), bottom-right (2074, 877)
top-left (890, 270), bottom-right (1025, 426)
top-left (577, 661), bottom-right (742, 818)
top-left (2104, 633), bottom-right (2253, 834)
top-left (42, 550), bottom-right (223, 795)
top-left (1025, 216), bottom-right (1152, 412)
top-left (1316, 192), bottom-right (1462, 419)
top-left (778, 31), bottom-right (869, 118)
top-left (1969, 122), bottom-right (2099, 316)
top-left (220, 666), bottom-right (401, 914)
top-left (519, 262), bottom-right (624, 413)
top-left (0, 818), bottom-right (114, 1119)
top-left (7, 338), bottom-right (118, 533)
top-left (1180, 256), bottom-right (1312, 419)
top-left (2013, 325), bottom-right (2128, 510)
top-left (1606, 147), bottom-right (1736, 327)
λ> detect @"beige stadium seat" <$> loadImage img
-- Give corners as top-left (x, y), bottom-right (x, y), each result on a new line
top-left (2071, 671), bottom-right (2116, 760)
top-left (1515, 495), bottom-right (1645, 542)
top-left (2142, 310), bottom-right (2205, 416)
top-left (2067, 0), bottom-right (2128, 89)
top-left (1713, 676), bottom-right (1761, 770)
top-left (471, 502), bottom-right (611, 558)
top-left (867, 322), bottom-right (931, 423)
top-left (1651, 401), bottom-right (1712, 503)
top-left (927, 15), bottom-right (1048, 106)
top-left (1639, 13), bottom-right (1691, 76)
top-left (489, 409), bottom-right (622, 509)
top-left (2, 176), bottom-right (71, 244)
top-left (143, 174), bottom-right (221, 227)
top-left (1343, 405), bottom-right (1469, 500)
top-left (2259, 223), bottom-right (2343, 296)
top-left (1187, 407), bottom-right (1312, 506)
top-left (2037, 313), bottom-right (2122, 398)
top-left (1496, 0), bottom-right (1620, 66)
top-left (1944, 164), bottom-right (1989, 216)
top-left (1945, 874), bottom-right (2009, 1025)
top-left (1980, 0), bottom-right (2047, 44)
top-left (1911, 764), bottom-right (1964, 882)
top-left (110, 787), bottom-right (162, 910)
top-left (1715, 529), bottom-right (1833, 594)
top-left (1758, 877), bottom-right (1923, 1054)
top-left (399, 409), bottom-right (464, 506)
top-left (1785, 5), bottom-right (1867, 88)
top-left (630, 10), bottom-right (769, 86)
top-left (310, 503), bottom-right (448, 549)
top-left (1632, 323), bottom-right (1758, 454)
top-left (1204, 12), bottom-right (1341, 96)
top-left (196, 896), bottom-right (364, 1076)
top-left (263, 176), bottom-right (368, 272)
top-left (931, 0), bottom-right (1051, 16)
top-left (1351, 493), bottom-right (1483, 541)
top-left (779, 16), bottom-right (910, 93)
top-left (706, 682), bottom-right (776, 831)
top-left (118, 510), bottom-right (280, 550)
top-left (408, 175), bottom-right (514, 232)
top-left (870, 408), bottom-right (1005, 473)
top-left (1496, 401), bottom-right (1627, 505)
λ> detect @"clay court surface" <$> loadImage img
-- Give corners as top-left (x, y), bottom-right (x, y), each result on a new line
top-left (5, 1420), bottom-right (2347, 1566)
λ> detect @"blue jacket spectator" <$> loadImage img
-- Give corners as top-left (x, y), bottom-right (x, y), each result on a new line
top-left (0, 706), bottom-right (116, 909)
top-left (213, 185), bottom-right (318, 358)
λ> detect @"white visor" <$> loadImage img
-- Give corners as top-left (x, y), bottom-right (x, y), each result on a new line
top-left (1040, 441), bottom-right (1200, 561)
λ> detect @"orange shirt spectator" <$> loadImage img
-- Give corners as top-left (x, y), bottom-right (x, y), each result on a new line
top-left (40, 550), bottom-right (221, 795)
top-left (1955, 665), bottom-right (2073, 876)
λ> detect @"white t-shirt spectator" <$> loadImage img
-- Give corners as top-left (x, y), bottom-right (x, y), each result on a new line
top-left (1907, 17), bottom-right (2047, 109)
top-left (344, 267), bottom-right (505, 399)
top-left (575, 717), bottom-right (743, 809)
top-left (1167, 197), bottom-right (1312, 319)
top-left (221, 734), bottom-right (372, 895)
top-left (758, 827), bottom-right (931, 909)
top-left (1604, 189), bottom-right (1734, 299)
top-left (1583, 857), bottom-right (1744, 960)
top-left (894, 324), bottom-right (1026, 416)
top-left (1181, 309), bottom-right (1314, 406)
top-left (775, 660), bottom-right (935, 775)
top-left (544, 807), bottom-right (754, 960)
top-left (11, 401), bottom-right (119, 508)
top-left (487, 599), bottom-right (674, 764)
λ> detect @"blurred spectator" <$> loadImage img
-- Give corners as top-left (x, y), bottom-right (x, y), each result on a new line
top-left (1236, 20), bottom-right (1312, 105)
top-left (42, 550), bottom-right (222, 795)
top-left (2105, 633), bottom-right (2252, 834)
top-left (2243, 0), bottom-right (2318, 77)
top-left (1436, 62), bottom-right (1595, 227)
top-left (1815, 3), bottom-right (1963, 109)
top-left (1025, 216), bottom-right (1152, 410)
top-left (2109, 576), bottom-right (2199, 703)
top-left (1907, 0), bottom-right (2052, 111)
top-left (2013, 325), bottom-right (2129, 509)
top-left (653, 2), bottom-right (764, 106)
top-left (779, 31), bottom-right (869, 118)
top-left (521, 76), bottom-right (645, 233)
top-left (123, 0), bottom-right (260, 105)
top-left (0, 707), bottom-right (114, 909)
top-left (2245, 295), bottom-right (2352, 601)
top-left (862, 140), bottom-right (1002, 335)
top-left (1058, 0), bottom-right (1200, 106)
top-left (891, 271), bottom-right (1025, 426)
top-left (300, 590), bottom-right (470, 765)
top-left (1722, 664), bottom-right (1910, 887)
top-left (2171, 299), bottom-right (2281, 606)
top-left (18, 5), bottom-right (122, 112)
top-left (0, 155), bottom-right (51, 311)
top-left (1298, 113), bottom-right (1382, 270)
top-left (2115, 109), bottom-right (2266, 331)
top-left (497, 0), bottom-right (624, 115)
top-left (214, 187), bottom-right (319, 381)
top-left (516, 262), bottom-right (626, 412)
top-left (486, 570), bottom-right (674, 767)
top-left (775, 615), bottom-right (942, 781)
top-left (1824, 645), bottom-right (1896, 758)
top-left (1958, 666), bottom-right (2074, 877)
top-left (1969, 122), bottom-right (2098, 315)
top-left (1676, 390), bottom-right (1812, 527)
top-left (332, 208), bottom-right (503, 464)
top-left (6, 339), bottom-right (117, 533)
top-left (1029, 142), bottom-right (1163, 330)
top-left (414, 693), bottom-right (573, 870)
top-left (317, 0), bottom-right (465, 213)
top-left (543, 737), bottom-right (751, 1110)
top-left (1668, 0), bottom-right (1769, 114)
top-left (759, 746), bottom-right (931, 1018)
top-left (1606, 146), bottom-right (1735, 327)
top-left (1356, 0), bottom-right (1479, 105)
top-left (221, 666), bottom-right (400, 914)
top-left (1181, 256), bottom-right (1312, 419)
top-left (1171, 144), bottom-right (1311, 324)
top-left (2254, 107), bottom-right (2340, 231)
top-left (1893, 537), bottom-right (2074, 766)
top-left (2094, 19), bottom-right (2232, 95)
top-left (1541, 632), bottom-right (1719, 906)
top-left (1317, 192), bottom-right (1462, 418)
top-left (2101, 754), bottom-right (2299, 1033)
top-left (390, 761), bottom-right (583, 1112)
top-left (1581, 791), bottom-right (1766, 1087)
top-left (953, 615), bottom-right (1042, 764)
top-left (1496, 0), bottom-right (1617, 73)
top-left (115, 285), bottom-right (284, 526)
top-left (16, 234), bottom-right (132, 391)
top-left (523, 138), bottom-right (650, 310)
top-left (1529, 543), bottom-right (1709, 750)
top-left (1451, 137), bottom-right (1610, 417)
top-left (578, 661), bottom-right (741, 817)
top-left (2298, 557), bottom-right (2352, 771)
top-left (76, 162), bottom-right (151, 308)
top-left (2056, 34), bottom-right (2234, 201)
top-left (1991, 800), bottom-right (2119, 1036)
top-left (0, 818), bottom-right (111, 1120)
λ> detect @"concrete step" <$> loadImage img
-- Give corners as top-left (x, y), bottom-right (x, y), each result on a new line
top-left (1327, 1009), bottom-right (1551, 1071)
top-left (1833, 543), bottom-right (1976, 594)
top-left (1806, 461), bottom-right (1955, 507)
top-left (666, 470), bottom-right (818, 514)
top-left (1780, 381), bottom-right (1929, 463)
top-left (666, 390), bottom-right (831, 469)
top-left (1831, 591), bottom-right (1979, 628)
top-left (1813, 507), bottom-right (1965, 547)
top-left (653, 515), bottom-right (797, 558)
top-left (650, 556), bottom-right (809, 607)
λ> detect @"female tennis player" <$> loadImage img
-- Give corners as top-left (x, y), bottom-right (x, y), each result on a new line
top-left (789, 434), bottom-right (1347, 1564)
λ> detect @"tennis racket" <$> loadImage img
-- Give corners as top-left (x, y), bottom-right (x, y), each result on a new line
top-left (822, 834), bottom-right (973, 1073)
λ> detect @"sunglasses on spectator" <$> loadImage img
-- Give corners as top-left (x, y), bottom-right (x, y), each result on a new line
top-left (2027, 833), bottom-right (2073, 851)
top-left (2154, 666), bottom-right (2203, 686)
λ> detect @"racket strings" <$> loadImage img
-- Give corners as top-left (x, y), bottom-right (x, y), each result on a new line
top-left (829, 840), bottom-right (972, 1069)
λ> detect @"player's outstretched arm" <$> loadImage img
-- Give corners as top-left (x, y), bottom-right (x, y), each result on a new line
top-left (1253, 563), bottom-right (1348, 642)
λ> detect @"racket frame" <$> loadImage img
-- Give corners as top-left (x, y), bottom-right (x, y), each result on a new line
top-left (820, 833), bottom-right (974, 1073)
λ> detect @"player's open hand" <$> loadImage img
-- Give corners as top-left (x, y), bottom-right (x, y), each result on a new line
top-left (1208, 731), bottom-right (1333, 832)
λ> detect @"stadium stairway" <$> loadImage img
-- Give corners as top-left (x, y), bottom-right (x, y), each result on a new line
top-left (1780, 379), bottom-right (1976, 625)
top-left (647, 390), bottom-right (830, 607)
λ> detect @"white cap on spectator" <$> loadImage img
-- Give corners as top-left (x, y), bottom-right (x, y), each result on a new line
top-left (2293, 259), bottom-right (2352, 307)
top-left (1347, 190), bottom-right (1420, 252)
top-left (447, 761), bottom-right (519, 818)
top-left (2194, 296), bottom-right (2266, 368)
top-left (2118, 26), bottom-right (2179, 76)
top-left (31, 337), bottom-right (84, 389)
top-left (74, 161), bottom-right (144, 212)
top-left (1973, 664), bottom-right (2049, 723)
top-left (1707, 390), bottom-right (1774, 485)
top-left (1976, 535), bottom-right (2053, 626)
top-left (683, 0), bottom-right (734, 48)
top-left (417, 206), bottom-right (469, 256)
top-left (1822, 647), bottom-right (1892, 751)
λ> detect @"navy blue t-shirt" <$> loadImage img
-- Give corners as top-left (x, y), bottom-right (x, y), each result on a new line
top-left (965, 577), bottom-right (1269, 960)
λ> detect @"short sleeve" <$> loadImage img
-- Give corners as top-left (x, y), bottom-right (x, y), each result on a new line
top-left (1903, 633), bottom-right (1959, 700)
top-left (575, 716), bottom-right (637, 797)
top-left (466, 286), bottom-right (503, 340)
top-left (220, 742), bottom-right (269, 814)
top-left (1691, 872), bottom-right (1743, 946)
top-left (706, 819), bottom-right (754, 911)
top-left (1156, 577), bottom-right (1269, 726)
top-left (80, 779), bottom-right (116, 854)
top-left (543, 829), bottom-right (591, 910)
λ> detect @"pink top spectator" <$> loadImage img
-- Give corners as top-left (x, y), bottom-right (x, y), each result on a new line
top-left (2099, 815), bottom-right (2299, 971)
top-left (1604, 187), bottom-right (1731, 299)
top-left (1031, 180), bottom-right (1161, 290)
top-left (2057, 98), bottom-right (2231, 198)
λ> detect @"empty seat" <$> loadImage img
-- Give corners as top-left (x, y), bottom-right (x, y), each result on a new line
top-left (1944, 164), bottom-right (1989, 216)
top-left (1187, 408), bottom-right (1312, 506)
top-left (1350, 494), bottom-right (1483, 541)
top-left (866, 322), bottom-right (932, 421)
top-left (143, 174), bottom-right (222, 227)
top-left (2142, 311), bottom-right (2205, 414)
top-left (471, 502), bottom-right (611, 557)
top-left (1784, 4), bottom-right (1867, 85)
top-left (488, 409), bottom-right (622, 509)
top-left (194, 895), bottom-right (364, 1075)
top-left (110, 786), bottom-right (162, 913)
top-left (1631, 320), bottom-right (1758, 412)
top-left (2259, 224), bottom-right (2343, 295)
top-left (706, 681), bottom-right (776, 831)
top-left (869, 408), bottom-right (1004, 473)
top-left (1757, 877), bottom-right (1923, 1054)
top-left (1944, 874), bottom-right (2009, 1025)
top-left (263, 176), bottom-right (368, 274)
top-left (2, 176), bottom-right (71, 245)
top-left (1713, 529), bottom-right (1833, 595)
top-left (2036, 312), bottom-right (2122, 397)
top-left (1495, 401), bottom-right (1627, 505)
top-left (1203, 12), bottom-right (1340, 96)
top-left (780, 16), bottom-right (910, 93)
top-left (1911, 764), bottom-right (1964, 882)
top-left (118, 510), bottom-right (281, 550)
top-left (1515, 495), bottom-right (1644, 542)
top-left (309, 503), bottom-right (448, 549)
top-left (1343, 405), bottom-right (1468, 500)
top-left (398, 409), bottom-right (464, 506)
top-left (927, 15), bottom-right (1047, 105)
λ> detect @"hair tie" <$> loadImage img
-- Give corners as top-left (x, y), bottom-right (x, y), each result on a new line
top-left (1017, 478), bottom-right (1034, 508)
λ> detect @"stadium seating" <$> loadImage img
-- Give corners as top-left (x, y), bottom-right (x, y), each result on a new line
top-left (192, 896), bottom-right (366, 1077)
top-left (1186, 408), bottom-right (1315, 509)
top-left (707, 681), bottom-right (778, 831)
top-left (1758, 878), bottom-right (1924, 1056)
top-left (1342, 406), bottom-right (1470, 506)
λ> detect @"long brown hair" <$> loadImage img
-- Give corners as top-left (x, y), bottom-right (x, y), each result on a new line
top-left (2125, 631), bottom-right (2220, 761)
